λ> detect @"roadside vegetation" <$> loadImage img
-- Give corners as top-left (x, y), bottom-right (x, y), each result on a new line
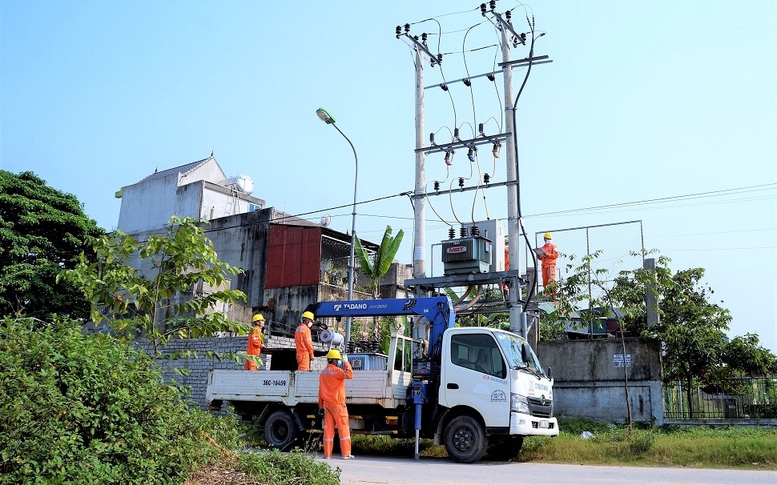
top-left (343, 419), bottom-right (777, 471)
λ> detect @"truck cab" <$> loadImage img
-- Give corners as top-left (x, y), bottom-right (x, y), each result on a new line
top-left (432, 327), bottom-right (557, 461)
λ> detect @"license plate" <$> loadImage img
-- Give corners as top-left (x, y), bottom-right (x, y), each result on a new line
top-left (539, 420), bottom-right (549, 428)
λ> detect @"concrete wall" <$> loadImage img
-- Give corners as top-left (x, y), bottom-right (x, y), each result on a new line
top-left (537, 338), bottom-right (664, 425)
top-left (119, 172), bottom-right (184, 233)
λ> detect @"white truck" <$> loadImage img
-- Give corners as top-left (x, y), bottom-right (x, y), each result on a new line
top-left (206, 296), bottom-right (558, 462)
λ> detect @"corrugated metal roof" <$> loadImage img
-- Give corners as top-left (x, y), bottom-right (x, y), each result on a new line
top-left (139, 156), bottom-right (213, 183)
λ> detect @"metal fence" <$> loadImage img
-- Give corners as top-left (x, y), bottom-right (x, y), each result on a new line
top-left (530, 220), bottom-right (645, 298)
top-left (664, 376), bottom-right (777, 420)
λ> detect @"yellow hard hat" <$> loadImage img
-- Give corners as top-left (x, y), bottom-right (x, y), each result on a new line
top-left (301, 311), bottom-right (315, 321)
top-left (326, 349), bottom-right (342, 360)
top-left (544, 232), bottom-right (553, 240)
top-left (252, 314), bottom-right (265, 323)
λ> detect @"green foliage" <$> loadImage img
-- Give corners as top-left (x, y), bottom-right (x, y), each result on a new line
top-left (354, 225), bottom-right (404, 298)
top-left (0, 317), bottom-right (239, 484)
top-left (546, 250), bottom-right (775, 392)
top-left (236, 450), bottom-right (340, 485)
top-left (0, 170), bottom-right (104, 320)
top-left (59, 215), bottom-right (249, 356)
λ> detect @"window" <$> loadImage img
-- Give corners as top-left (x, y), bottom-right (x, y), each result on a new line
top-left (450, 333), bottom-right (506, 378)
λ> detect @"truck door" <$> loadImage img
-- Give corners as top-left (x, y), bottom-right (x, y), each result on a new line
top-left (440, 332), bottom-right (510, 427)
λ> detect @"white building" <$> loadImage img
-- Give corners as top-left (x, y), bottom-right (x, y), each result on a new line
top-left (116, 156), bottom-right (265, 235)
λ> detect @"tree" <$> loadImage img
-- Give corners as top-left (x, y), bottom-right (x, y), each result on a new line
top-left (59, 216), bottom-right (248, 357)
top-left (354, 225), bottom-right (404, 299)
top-left (722, 333), bottom-right (776, 378)
top-left (0, 170), bottom-right (104, 320)
top-left (547, 250), bottom-right (634, 427)
top-left (354, 225), bottom-right (403, 342)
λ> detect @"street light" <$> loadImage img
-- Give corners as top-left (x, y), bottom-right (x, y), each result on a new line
top-left (316, 107), bottom-right (358, 348)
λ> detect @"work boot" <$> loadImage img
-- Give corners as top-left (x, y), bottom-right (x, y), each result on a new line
top-left (342, 455), bottom-right (355, 460)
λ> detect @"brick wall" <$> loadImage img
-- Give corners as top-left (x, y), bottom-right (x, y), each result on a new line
top-left (139, 335), bottom-right (328, 411)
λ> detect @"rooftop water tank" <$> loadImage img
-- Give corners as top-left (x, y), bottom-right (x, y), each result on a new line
top-left (226, 174), bottom-right (254, 195)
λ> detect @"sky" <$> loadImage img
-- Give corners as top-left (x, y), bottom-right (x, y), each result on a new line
top-left (2, 0), bottom-right (775, 353)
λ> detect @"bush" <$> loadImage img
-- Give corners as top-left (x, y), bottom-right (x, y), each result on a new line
top-left (0, 317), bottom-right (238, 484)
top-left (237, 450), bottom-right (340, 485)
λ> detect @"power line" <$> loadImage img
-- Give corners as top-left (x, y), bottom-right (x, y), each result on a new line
top-left (524, 183), bottom-right (777, 218)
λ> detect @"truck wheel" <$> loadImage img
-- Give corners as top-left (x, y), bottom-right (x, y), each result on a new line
top-left (264, 410), bottom-right (299, 450)
top-left (444, 415), bottom-right (487, 463)
top-left (487, 436), bottom-right (524, 461)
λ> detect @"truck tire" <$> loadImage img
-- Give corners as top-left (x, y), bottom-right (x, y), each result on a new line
top-left (444, 415), bottom-right (487, 463)
top-left (486, 436), bottom-right (524, 461)
top-left (264, 410), bottom-right (299, 450)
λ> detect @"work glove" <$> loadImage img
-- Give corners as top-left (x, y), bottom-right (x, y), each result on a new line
top-left (341, 353), bottom-right (348, 363)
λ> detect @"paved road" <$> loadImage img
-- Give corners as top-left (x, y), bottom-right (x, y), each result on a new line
top-left (316, 454), bottom-right (777, 485)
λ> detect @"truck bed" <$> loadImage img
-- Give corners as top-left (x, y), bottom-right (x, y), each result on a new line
top-left (206, 369), bottom-right (413, 409)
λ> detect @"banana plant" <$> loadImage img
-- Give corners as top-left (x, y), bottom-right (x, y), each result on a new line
top-left (354, 225), bottom-right (404, 298)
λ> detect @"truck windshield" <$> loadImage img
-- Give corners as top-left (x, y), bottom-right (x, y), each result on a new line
top-left (494, 332), bottom-right (545, 376)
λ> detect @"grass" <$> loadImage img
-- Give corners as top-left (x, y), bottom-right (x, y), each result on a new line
top-left (518, 419), bottom-right (777, 470)
top-left (348, 419), bottom-right (777, 470)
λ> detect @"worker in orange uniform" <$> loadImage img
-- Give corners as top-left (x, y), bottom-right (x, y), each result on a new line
top-left (295, 311), bottom-right (316, 371)
top-left (318, 349), bottom-right (354, 460)
top-left (243, 314), bottom-right (265, 370)
top-left (538, 232), bottom-right (559, 291)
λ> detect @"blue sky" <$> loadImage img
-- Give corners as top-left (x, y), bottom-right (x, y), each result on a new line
top-left (2, 0), bottom-right (775, 352)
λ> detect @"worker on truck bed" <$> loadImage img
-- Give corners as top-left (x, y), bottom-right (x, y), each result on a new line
top-left (243, 313), bottom-right (265, 370)
top-left (538, 232), bottom-right (559, 292)
top-left (318, 349), bottom-right (354, 460)
top-left (295, 311), bottom-right (316, 371)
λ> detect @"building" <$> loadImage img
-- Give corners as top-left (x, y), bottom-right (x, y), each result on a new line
top-left (115, 156), bottom-right (391, 337)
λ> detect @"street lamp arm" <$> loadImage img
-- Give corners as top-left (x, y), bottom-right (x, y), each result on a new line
top-left (316, 108), bottom-right (359, 348)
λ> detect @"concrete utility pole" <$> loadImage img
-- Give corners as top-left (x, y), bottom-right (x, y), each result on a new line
top-left (413, 45), bottom-right (426, 285)
top-left (498, 18), bottom-right (525, 337)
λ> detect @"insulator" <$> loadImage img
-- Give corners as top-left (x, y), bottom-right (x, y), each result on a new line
top-left (458, 177), bottom-right (464, 189)
top-left (467, 147), bottom-right (475, 162)
top-left (395, 25), bottom-right (401, 38)
top-left (422, 32), bottom-right (427, 41)
top-left (444, 151), bottom-right (452, 166)
top-left (454, 128), bottom-right (459, 139)
top-left (404, 23), bottom-right (410, 33)
top-left (484, 173), bottom-right (490, 184)
top-left (489, 0), bottom-right (496, 11)
top-left (506, 10), bottom-right (512, 21)
top-left (460, 225), bottom-right (468, 237)
top-left (478, 123), bottom-right (484, 135)
top-left (440, 84), bottom-right (448, 91)
top-left (471, 225), bottom-right (480, 237)
top-left (463, 78), bottom-right (471, 87)
top-left (430, 132), bottom-right (435, 144)
top-left (413, 35), bottom-right (419, 41)
top-left (434, 181), bottom-right (440, 191)
top-left (487, 74), bottom-right (495, 82)
top-left (521, 33), bottom-right (527, 43)
top-left (437, 53), bottom-right (443, 64)
top-left (449, 227), bottom-right (456, 239)
top-left (480, 3), bottom-right (487, 15)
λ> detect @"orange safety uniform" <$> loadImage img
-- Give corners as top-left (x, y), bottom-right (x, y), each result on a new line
top-left (539, 241), bottom-right (559, 288)
top-left (243, 327), bottom-right (264, 370)
top-left (318, 360), bottom-right (354, 459)
top-left (295, 323), bottom-right (315, 371)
